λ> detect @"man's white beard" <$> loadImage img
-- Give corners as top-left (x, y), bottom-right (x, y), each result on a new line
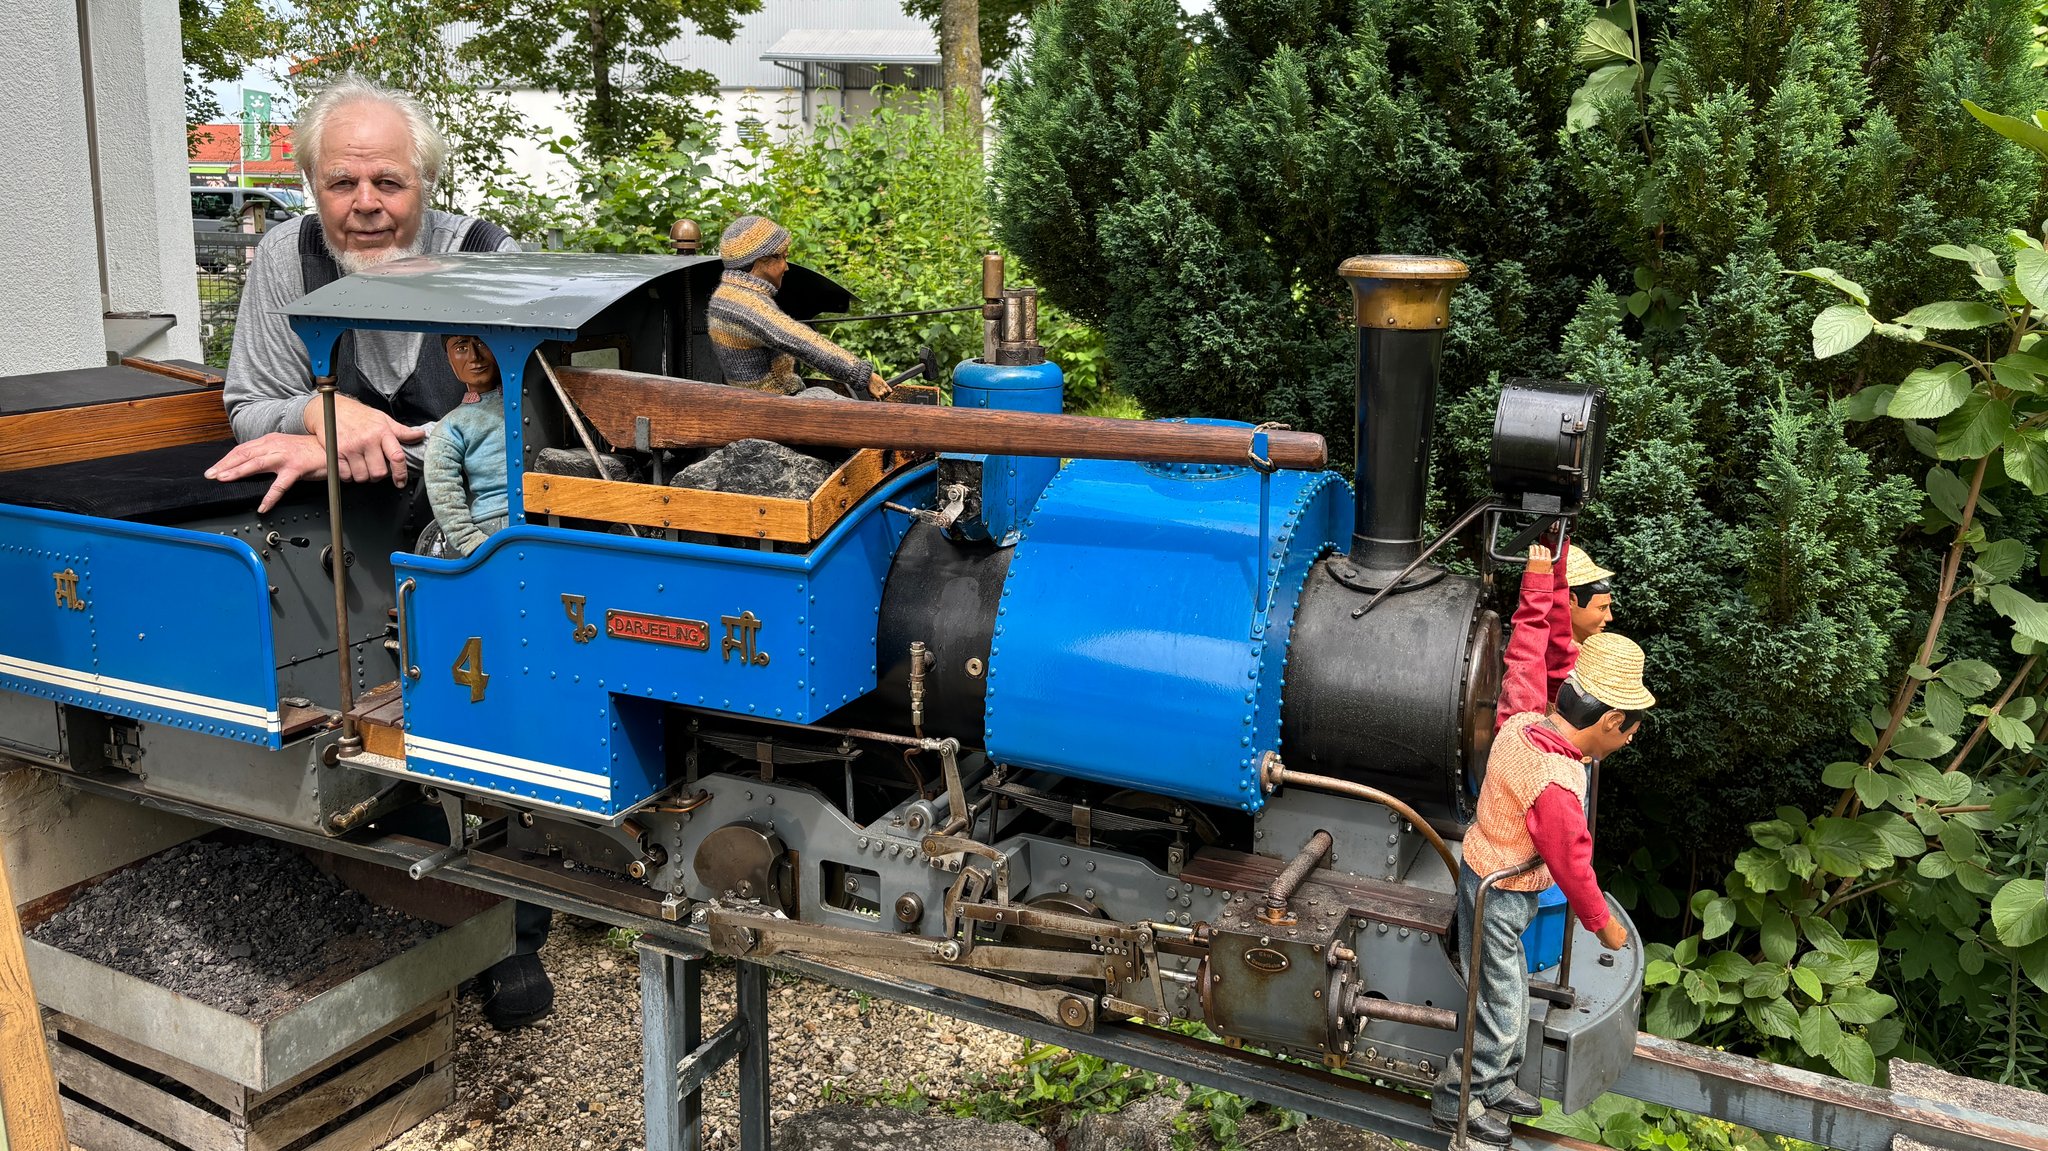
top-left (332, 234), bottom-right (424, 276)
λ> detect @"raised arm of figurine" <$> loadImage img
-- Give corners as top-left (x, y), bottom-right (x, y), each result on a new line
top-left (1497, 544), bottom-right (1560, 727)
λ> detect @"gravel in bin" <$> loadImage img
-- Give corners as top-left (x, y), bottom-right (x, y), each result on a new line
top-left (29, 839), bottom-right (440, 1019)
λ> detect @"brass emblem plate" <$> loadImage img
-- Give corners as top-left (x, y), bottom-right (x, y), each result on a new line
top-left (607, 610), bottom-right (711, 651)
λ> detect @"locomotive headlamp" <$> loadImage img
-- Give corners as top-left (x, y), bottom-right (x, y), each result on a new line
top-left (1489, 378), bottom-right (1607, 514)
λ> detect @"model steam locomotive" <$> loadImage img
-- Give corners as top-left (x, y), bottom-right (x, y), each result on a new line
top-left (0, 248), bottom-right (1636, 1113)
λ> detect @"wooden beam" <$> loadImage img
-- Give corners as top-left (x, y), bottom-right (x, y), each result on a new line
top-left (0, 830), bottom-right (66, 1151)
top-left (555, 367), bottom-right (1329, 471)
top-left (0, 391), bottom-right (230, 474)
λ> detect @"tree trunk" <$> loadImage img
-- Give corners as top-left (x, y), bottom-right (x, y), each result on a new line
top-left (939, 0), bottom-right (982, 145)
top-left (587, 2), bottom-right (614, 155)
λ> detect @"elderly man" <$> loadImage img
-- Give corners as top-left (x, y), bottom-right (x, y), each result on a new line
top-left (708, 214), bottom-right (893, 398)
top-left (204, 76), bottom-right (519, 514)
top-left (203, 77), bottom-right (553, 1031)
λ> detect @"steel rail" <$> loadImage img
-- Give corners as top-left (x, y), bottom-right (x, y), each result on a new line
top-left (34, 769), bottom-right (2048, 1151)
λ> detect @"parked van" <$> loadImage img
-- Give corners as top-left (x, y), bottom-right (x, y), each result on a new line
top-left (190, 186), bottom-right (305, 232)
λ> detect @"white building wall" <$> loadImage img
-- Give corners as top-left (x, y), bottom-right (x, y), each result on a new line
top-left (0, 6), bottom-right (106, 373)
top-left (88, 0), bottom-right (203, 361)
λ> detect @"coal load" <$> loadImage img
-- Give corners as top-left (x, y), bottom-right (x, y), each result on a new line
top-left (535, 446), bottom-right (636, 480)
top-left (672, 438), bottom-right (838, 499)
top-left (29, 839), bottom-right (440, 1018)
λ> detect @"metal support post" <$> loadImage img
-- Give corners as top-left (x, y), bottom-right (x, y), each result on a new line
top-left (737, 959), bottom-right (772, 1150)
top-left (640, 939), bottom-right (705, 1151)
top-left (1453, 857), bottom-right (1543, 1151)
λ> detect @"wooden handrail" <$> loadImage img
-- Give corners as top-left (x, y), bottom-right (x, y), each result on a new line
top-left (552, 367), bottom-right (1328, 471)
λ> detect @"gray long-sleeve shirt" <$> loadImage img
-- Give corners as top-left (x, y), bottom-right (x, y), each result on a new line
top-left (222, 212), bottom-right (520, 471)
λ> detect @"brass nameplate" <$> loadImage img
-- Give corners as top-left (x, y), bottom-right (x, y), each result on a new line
top-left (607, 610), bottom-right (710, 650)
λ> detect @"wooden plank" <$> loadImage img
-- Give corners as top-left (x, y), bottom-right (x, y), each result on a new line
top-left (44, 1013), bottom-right (245, 1116)
top-left (295, 1064), bottom-right (451, 1151)
top-left (118, 359), bottom-right (225, 388)
top-left (248, 1011), bottom-right (450, 1151)
top-left (525, 472), bottom-right (813, 541)
top-left (55, 1099), bottom-right (173, 1151)
top-left (0, 839), bottom-right (66, 1151)
top-left (806, 449), bottom-right (888, 536)
top-left (344, 683), bottom-right (404, 761)
top-left (555, 365), bottom-right (1329, 470)
top-left (0, 392), bottom-right (231, 474)
top-left (1177, 848), bottom-right (1455, 935)
top-left (46, 1043), bottom-right (240, 1151)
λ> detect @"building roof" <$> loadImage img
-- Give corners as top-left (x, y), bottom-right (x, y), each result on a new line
top-left (188, 123), bottom-right (298, 174)
top-left (760, 28), bottom-right (938, 66)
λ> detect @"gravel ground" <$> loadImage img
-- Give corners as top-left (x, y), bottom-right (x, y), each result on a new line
top-left (29, 839), bottom-right (439, 1018)
top-left (383, 918), bottom-right (1394, 1151)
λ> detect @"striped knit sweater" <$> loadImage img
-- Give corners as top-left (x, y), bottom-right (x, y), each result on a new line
top-left (707, 269), bottom-right (873, 395)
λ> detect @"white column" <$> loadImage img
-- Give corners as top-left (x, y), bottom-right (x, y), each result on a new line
top-left (85, 0), bottom-right (203, 362)
top-left (0, 5), bottom-right (106, 372)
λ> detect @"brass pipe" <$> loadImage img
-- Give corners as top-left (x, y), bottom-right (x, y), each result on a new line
top-left (1259, 829), bottom-right (1333, 924)
top-left (319, 381), bottom-right (360, 753)
top-left (1260, 758), bottom-right (1456, 879)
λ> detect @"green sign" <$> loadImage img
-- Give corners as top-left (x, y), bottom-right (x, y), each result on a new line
top-left (241, 90), bottom-right (273, 162)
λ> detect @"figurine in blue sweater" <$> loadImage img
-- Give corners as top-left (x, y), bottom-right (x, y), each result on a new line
top-left (423, 334), bottom-right (507, 556)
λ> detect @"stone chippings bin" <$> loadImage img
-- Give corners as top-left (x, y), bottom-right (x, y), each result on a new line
top-left (20, 836), bottom-right (513, 1151)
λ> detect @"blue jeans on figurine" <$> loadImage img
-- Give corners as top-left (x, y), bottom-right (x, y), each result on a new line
top-left (1433, 862), bottom-right (1540, 1136)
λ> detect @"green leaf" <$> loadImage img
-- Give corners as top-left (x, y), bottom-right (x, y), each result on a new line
top-left (1989, 712), bottom-right (2034, 750)
top-left (1918, 850), bottom-right (1958, 878)
top-left (1827, 985), bottom-right (1897, 1025)
top-left (1992, 355), bottom-right (2045, 393)
top-left (1905, 421), bottom-right (1941, 458)
top-left (1939, 817), bottom-right (1981, 859)
top-left (1821, 760), bottom-right (1862, 788)
top-left (1936, 393), bottom-right (2013, 460)
top-left (1746, 995), bottom-right (1800, 1039)
top-left (1744, 965), bottom-right (1791, 998)
top-left (1931, 244), bottom-right (1981, 262)
top-left (1969, 98), bottom-right (2048, 161)
top-left (1702, 898), bottom-right (1737, 940)
top-left (1888, 723), bottom-right (1956, 761)
top-left (1734, 848), bottom-right (1792, 893)
top-left (1989, 583), bottom-right (2048, 644)
top-left (1790, 965), bottom-right (1824, 1003)
top-left (2020, 939), bottom-right (2048, 994)
top-left (1930, 770), bottom-right (1973, 806)
top-left (1960, 937), bottom-right (1989, 976)
top-left (1853, 768), bottom-right (1891, 809)
top-left (1789, 267), bottom-right (1871, 306)
top-left (1940, 658), bottom-right (2004, 696)
top-left (1645, 958), bottom-right (1682, 986)
top-left (1750, 818), bottom-right (1798, 849)
top-left (2003, 427), bottom-right (2048, 495)
top-left (1798, 1004), bottom-right (1844, 1060)
top-left (1889, 362), bottom-right (1974, 420)
top-left (2019, 247), bottom-right (2048, 311)
top-left (1896, 301), bottom-right (2007, 330)
top-left (1861, 812), bottom-right (1926, 858)
top-left (1966, 541), bottom-right (2028, 587)
top-left (1644, 985), bottom-right (1705, 1038)
top-left (1705, 951), bottom-right (1754, 982)
top-left (1842, 385), bottom-right (1894, 421)
top-left (1866, 1017), bottom-right (1904, 1057)
top-left (1567, 63), bottom-right (1640, 132)
top-left (1926, 465), bottom-right (1971, 523)
top-left (1812, 305), bottom-right (1874, 359)
top-left (1891, 757), bottom-right (1943, 794)
top-left (1576, 17), bottom-right (1636, 64)
top-left (1830, 1033), bottom-right (1878, 1084)
top-left (1922, 679), bottom-right (1965, 734)
top-left (1991, 876), bottom-right (2048, 947)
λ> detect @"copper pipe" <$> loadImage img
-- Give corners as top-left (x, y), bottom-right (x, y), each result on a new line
top-left (1260, 829), bottom-right (1333, 924)
top-left (1260, 759), bottom-right (1456, 879)
top-left (1348, 992), bottom-right (1458, 1032)
top-left (319, 382), bottom-right (360, 753)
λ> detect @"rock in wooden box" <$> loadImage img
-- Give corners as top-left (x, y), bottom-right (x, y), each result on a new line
top-left (18, 840), bottom-right (511, 1151)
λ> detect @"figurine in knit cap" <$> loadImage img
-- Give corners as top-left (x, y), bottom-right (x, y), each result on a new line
top-left (1435, 544), bottom-right (1648, 1147)
top-left (708, 214), bottom-right (892, 399)
top-left (423, 334), bottom-right (507, 557)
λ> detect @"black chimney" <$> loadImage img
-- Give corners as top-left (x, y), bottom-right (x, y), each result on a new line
top-left (1336, 256), bottom-right (1468, 580)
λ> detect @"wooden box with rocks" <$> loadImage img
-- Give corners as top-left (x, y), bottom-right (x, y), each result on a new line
top-left (16, 837), bottom-right (513, 1151)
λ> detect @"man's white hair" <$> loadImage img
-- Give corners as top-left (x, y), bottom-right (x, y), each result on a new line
top-left (295, 76), bottom-right (447, 196)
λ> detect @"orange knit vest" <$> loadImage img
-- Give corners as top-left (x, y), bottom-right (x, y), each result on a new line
top-left (1464, 711), bottom-right (1589, 892)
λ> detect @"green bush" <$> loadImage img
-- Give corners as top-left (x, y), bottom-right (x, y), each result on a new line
top-left (476, 89), bottom-right (1116, 410)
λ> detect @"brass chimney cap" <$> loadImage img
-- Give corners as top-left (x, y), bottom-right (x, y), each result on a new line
top-left (670, 218), bottom-right (703, 253)
top-left (1338, 255), bottom-right (1469, 330)
top-left (1337, 255), bottom-right (1470, 280)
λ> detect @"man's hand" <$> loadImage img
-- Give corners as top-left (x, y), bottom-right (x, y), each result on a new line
top-left (1596, 918), bottom-right (1629, 950)
top-left (866, 371), bottom-right (894, 400)
top-left (304, 393), bottom-right (427, 485)
top-left (205, 433), bottom-right (330, 514)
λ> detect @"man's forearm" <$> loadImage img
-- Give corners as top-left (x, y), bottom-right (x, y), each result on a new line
top-left (227, 388), bottom-right (316, 443)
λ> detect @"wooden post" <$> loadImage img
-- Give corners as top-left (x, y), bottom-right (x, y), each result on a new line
top-left (0, 833), bottom-right (66, 1149)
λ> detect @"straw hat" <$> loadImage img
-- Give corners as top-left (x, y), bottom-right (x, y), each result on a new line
top-left (1565, 543), bottom-right (1614, 587)
top-left (1567, 632), bottom-right (1656, 711)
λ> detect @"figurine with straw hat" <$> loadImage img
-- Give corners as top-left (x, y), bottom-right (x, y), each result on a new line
top-left (1432, 542), bottom-right (1652, 1147)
